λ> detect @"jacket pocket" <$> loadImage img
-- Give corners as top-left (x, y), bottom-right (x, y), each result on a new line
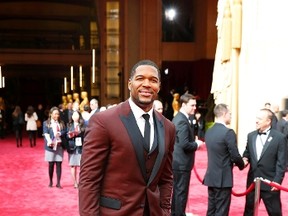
top-left (100, 196), bottom-right (122, 210)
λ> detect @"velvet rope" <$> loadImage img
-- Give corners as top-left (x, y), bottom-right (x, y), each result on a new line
top-left (260, 178), bottom-right (288, 192)
top-left (231, 183), bottom-right (255, 197)
top-left (193, 163), bottom-right (203, 183)
top-left (193, 165), bottom-right (255, 197)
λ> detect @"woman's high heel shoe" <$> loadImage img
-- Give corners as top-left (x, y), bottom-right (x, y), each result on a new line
top-left (56, 184), bottom-right (63, 189)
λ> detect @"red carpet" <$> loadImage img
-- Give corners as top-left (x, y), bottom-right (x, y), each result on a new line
top-left (1, 134), bottom-right (288, 215)
top-left (0, 134), bottom-right (78, 216)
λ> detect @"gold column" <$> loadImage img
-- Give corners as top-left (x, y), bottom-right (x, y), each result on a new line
top-left (221, 0), bottom-right (232, 62)
top-left (232, 0), bottom-right (242, 48)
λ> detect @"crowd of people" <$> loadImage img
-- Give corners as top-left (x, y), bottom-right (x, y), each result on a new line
top-left (1, 59), bottom-right (288, 216)
top-left (1, 93), bottom-right (119, 190)
top-left (41, 97), bottom-right (120, 189)
top-left (77, 60), bottom-right (287, 216)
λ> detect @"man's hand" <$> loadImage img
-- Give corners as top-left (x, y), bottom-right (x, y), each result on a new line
top-left (271, 182), bottom-right (280, 191)
top-left (196, 139), bottom-right (204, 149)
top-left (243, 157), bottom-right (249, 168)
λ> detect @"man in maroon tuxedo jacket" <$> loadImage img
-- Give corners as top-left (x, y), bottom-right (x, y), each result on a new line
top-left (79, 60), bottom-right (176, 216)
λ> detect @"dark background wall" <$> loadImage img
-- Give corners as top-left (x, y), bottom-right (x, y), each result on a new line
top-left (160, 59), bottom-right (213, 100)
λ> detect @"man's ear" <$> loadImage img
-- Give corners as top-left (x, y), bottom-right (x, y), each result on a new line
top-left (128, 80), bottom-right (131, 91)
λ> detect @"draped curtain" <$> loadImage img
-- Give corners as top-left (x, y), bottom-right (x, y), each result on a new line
top-left (212, 0), bottom-right (288, 152)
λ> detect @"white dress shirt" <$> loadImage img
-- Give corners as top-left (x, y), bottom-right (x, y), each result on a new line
top-left (129, 98), bottom-right (154, 150)
top-left (256, 128), bottom-right (270, 160)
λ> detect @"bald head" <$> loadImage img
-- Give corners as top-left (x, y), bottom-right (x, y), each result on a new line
top-left (153, 100), bottom-right (163, 114)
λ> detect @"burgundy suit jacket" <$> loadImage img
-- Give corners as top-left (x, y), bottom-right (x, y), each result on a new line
top-left (79, 100), bottom-right (175, 216)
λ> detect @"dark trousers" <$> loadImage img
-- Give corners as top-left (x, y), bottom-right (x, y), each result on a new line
top-left (206, 187), bottom-right (231, 216)
top-left (244, 190), bottom-right (282, 216)
top-left (37, 125), bottom-right (43, 137)
top-left (15, 127), bottom-right (23, 147)
top-left (27, 130), bottom-right (37, 147)
top-left (171, 170), bottom-right (191, 216)
top-left (0, 122), bottom-right (4, 138)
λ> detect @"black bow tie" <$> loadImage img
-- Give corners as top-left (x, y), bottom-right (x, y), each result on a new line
top-left (258, 131), bottom-right (266, 135)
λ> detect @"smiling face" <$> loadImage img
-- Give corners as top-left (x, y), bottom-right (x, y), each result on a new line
top-left (51, 109), bottom-right (60, 121)
top-left (128, 65), bottom-right (160, 112)
top-left (182, 98), bottom-right (197, 116)
top-left (153, 100), bottom-right (163, 114)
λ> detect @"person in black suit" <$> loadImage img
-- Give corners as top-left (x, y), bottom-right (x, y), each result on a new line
top-left (264, 102), bottom-right (278, 129)
top-left (63, 102), bottom-right (73, 126)
top-left (243, 108), bottom-right (287, 216)
top-left (89, 98), bottom-right (99, 116)
top-left (171, 93), bottom-right (204, 216)
top-left (203, 103), bottom-right (245, 216)
top-left (276, 109), bottom-right (288, 134)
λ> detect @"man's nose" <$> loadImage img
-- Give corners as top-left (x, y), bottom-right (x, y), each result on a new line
top-left (143, 79), bottom-right (151, 86)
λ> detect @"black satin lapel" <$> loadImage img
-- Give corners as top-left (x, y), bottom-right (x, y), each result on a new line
top-left (147, 115), bottom-right (165, 186)
top-left (120, 112), bottom-right (147, 181)
top-left (150, 129), bottom-right (158, 153)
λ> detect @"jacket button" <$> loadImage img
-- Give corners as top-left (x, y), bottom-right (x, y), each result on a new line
top-left (140, 204), bottom-right (145, 208)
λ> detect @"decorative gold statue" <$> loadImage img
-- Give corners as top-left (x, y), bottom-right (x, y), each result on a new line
top-left (73, 92), bottom-right (80, 104)
top-left (172, 93), bottom-right (180, 117)
top-left (62, 95), bottom-right (68, 109)
top-left (79, 91), bottom-right (89, 112)
top-left (67, 94), bottom-right (73, 103)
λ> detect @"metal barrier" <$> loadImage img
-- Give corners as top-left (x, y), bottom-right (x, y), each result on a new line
top-left (193, 164), bottom-right (288, 215)
top-left (253, 178), bottom-right (261, 216)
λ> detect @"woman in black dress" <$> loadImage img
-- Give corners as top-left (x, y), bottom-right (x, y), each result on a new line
top-left (12, 106), bottom-right (25, 147)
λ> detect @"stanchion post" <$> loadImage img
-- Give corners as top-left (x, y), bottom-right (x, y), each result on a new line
top-left (253, 178), bottom-right (261, 216)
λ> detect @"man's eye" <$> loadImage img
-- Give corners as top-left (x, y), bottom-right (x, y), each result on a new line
top-left (135, 77), bottom-right (144, 81)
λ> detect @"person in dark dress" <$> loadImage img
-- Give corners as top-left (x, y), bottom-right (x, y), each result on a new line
top-left (12, 105), bottom-right (25, 147)
top-left (36, 103), bottom-right (45, 137)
